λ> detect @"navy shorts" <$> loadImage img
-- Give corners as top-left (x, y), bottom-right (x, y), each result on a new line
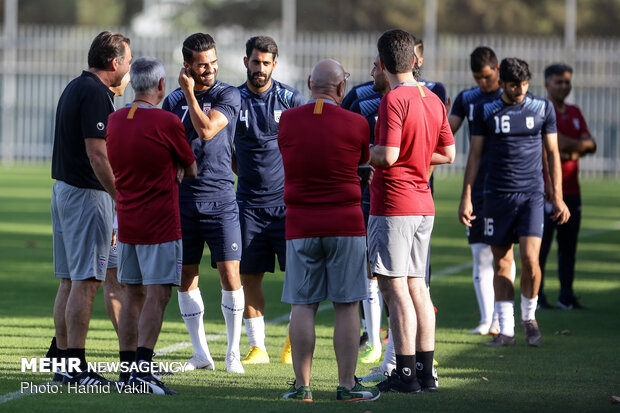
top-left (239, 205), bottom-right (286, 274)
top-left (483, 192), bottom-right (544, 246)
top-left (180, 199), bottom-right (242, 267)
top-left (467, 194), bottom-right (485, 244)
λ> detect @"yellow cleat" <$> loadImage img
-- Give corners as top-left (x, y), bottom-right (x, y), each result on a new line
top-left (359, 345), bottom-right (382, 364)
top-left (281, 332), bottom-right (292, 364)
top-left (242, 346), bottom-right (270, 365)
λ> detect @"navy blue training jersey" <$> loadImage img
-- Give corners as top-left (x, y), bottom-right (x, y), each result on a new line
top-left (162, 80), bottom-right (241, 202)
top-left (349, 91), bottom-right (381, 208)
top-left (418, 78), bottom-right (448, 106)
top-left (472, 93), bottom-right (557, 194)
top-left (451, 86), bottom-right (503, 198)
top-left (341, 80), bottom-right (375, 110)
top-left (235, 80), bottom-right (305, 208)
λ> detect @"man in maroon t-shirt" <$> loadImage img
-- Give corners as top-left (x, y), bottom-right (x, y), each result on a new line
top-left (107, 57), bottom-right (196, 394)
top-left (538, 63), bottom-right (596, 310)
top-left (278, 59), bottom-right (379, 402)
top-left (369, 29), bottom-right (455, 394)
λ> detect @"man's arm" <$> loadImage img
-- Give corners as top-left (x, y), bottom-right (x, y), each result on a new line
top-left (86, 138), bottom-right (116, 202)
top-left (178, 68), bottom-right (229, 141)
top-left (448, 114), bottom-right (464, 134)
top-left (370, 145), bottom-right (400, 166)
top-left (543, 132), bottom-right (570, 224)
top-left (431, 144), bottom-right (455, 165)
top-left (558, 131), bottom-right (596, 156)
top-left (458, 134), bottom-right (484, 227)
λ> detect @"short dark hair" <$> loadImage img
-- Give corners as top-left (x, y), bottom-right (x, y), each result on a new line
top-left (182, 33), bottom-right (216, 63)
top-left (245, 36), bottom-right (278, 59)
top-left (377, 29), bottom-right (417, 75)
top-left (544, 63), bottom-right (573, 82)
top-left (499, 57), bottom-right (531, 83)
top-left (88, 31), bottom-right (130, 70)
top-left (414, 39), bottom-right (424, 58)
top-left (470, 46), bottom-right (498, 72)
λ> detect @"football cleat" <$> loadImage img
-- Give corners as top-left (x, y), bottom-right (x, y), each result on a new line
top-left (522, 319), bottom-right (542, 347)
top-left (242, 346), bottom-right (270, 365)
top-left (282, 380), bottom-right (313, 402)
top-left (225, 353), bottom-right (245, 374)
top-left (62, 370), bottom-right (112, 386)
top-left (337, 377), bottom-right (380, 401)
top-left (127, 374), bottom-right (178, 395)
top-left (184, 354), bottom-right (215, 371)
top-left (376, 371), bottom-right (421, 394)
top-left (359, 345), bottom-right (382, 364)
top-left (483, 334), bottom-right (516, 347)
top-left (281, 334), bottom-right (292, 365)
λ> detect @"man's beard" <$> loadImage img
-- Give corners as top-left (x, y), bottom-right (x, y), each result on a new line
top-left (191, 67), bottom-right (216, 87)
top-left (247, 68), bottom-right (271, 89)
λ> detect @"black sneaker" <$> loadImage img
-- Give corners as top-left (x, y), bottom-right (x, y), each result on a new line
top-left (359, 332), bottom-right (369, 350)
top-left (376, 371), bottom-right (421, 394)
top-left (419, 367), bottom-right (438, 392)
top-left (483, 334), bottom-right (516, 347)
top-left (522, 319), bottom-right (542, 347)
top-left (52, 370), bottom-right (70, 383)
top-left (128, 374), bottom-right (178, 395)
top-left (63, 370), bottom-right (112, 386)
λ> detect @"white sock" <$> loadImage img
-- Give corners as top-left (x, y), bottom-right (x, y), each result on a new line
top-left (495, 300), bottom-right (515, 337)
top-left (244, 316), bottom-right (266, 351)
top-left (471, 243), bottom-right (495, 326)
top-left (362, 279), bottom-right (382, 349)
top-left (520, 294), bottom-right (538, 322)
top-left (381, 329), bottom-right (396, 372)
top-left (222, 288), bottom-right (244, 358)
top-left (510, 258), bottom-right (517, 282)
top-left (178, 289), bottom-right (212, 360)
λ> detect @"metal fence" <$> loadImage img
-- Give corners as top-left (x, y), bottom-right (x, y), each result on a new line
top-left (1, 25), bottom-right (619, 176)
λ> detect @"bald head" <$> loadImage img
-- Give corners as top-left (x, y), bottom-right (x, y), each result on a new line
top-left (308, 59), bottom-right (347, 103)
top-left (310, 59), bottom-right (346, 89)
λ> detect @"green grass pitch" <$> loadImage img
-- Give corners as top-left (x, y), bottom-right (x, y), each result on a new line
top-left (1, 165), bottom-right (619, 412)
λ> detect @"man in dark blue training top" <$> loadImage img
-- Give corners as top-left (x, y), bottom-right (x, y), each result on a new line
top-left (450, 46), bottom-right (515, 336)
top-left (163, 32), bottom-right (245, 374)
top-left (234, 35), bottom-right (305, 365)
top-left (459, 57), bottom-right (570, 348)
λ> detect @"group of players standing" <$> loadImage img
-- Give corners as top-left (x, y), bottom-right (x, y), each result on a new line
top-left (45, 26), bottom-right (594, 400)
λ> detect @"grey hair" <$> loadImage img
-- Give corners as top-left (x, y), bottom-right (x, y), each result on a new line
top-left (130, 57), bottom-right (165, 94)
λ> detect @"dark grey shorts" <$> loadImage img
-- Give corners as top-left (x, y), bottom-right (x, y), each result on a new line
top-left (51, 181), bottom-right (113, 281)
top-left (282, 236), bottom-right (368, 304)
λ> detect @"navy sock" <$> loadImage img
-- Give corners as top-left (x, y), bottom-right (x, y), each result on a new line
top-left (67, 348), bottom-right (87, 373)
top-left (119, 350), bottom-right (136, 382)
top-left (45, 337), bottom-right (57, 359)
top-left (135, 347), bottom-right (154, 378)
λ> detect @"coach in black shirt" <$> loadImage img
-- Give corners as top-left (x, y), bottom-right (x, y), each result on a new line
top-left (48, 31), bottom-right (131, 386)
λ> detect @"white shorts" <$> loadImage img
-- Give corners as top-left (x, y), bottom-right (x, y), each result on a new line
top-left (367, 215), bottom-right (434, 278)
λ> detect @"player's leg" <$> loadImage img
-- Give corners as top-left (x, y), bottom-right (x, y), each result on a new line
top-left (469, 243), bottom-right (495, 334)
top-left (537, 204), bottom-right (556, 309)
top-left (177, 201), bottom-right (214, 370)
top-left (216, 260), bottom-right (245, 373)
top-left (518, 235), bottom-right (543, 346)
top-left (360, 274), bottom-right (382, 363)
top-left (556, 195), bottom-right (581, 308)
top-left (52, 280), bottom-right (71, 352)
top-left (515, 192), bottom-right (545, 346)
top-left (241, 272), bottom-right (269, 362)
top-left (289, 303), bottom-right (318, 387)
top-left (487, 244), bottom-right (516, 344)
top-left (103, 216), bottom-right (124, 333)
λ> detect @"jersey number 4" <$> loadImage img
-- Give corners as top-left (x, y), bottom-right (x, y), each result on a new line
top-left (239, 109), bottom-right (249, 128)
top-left (494, 115), bottom-right (510, 133)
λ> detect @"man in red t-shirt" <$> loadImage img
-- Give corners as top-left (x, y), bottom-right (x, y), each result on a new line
top-left (538, 63), bottom-right (596, 310)
top-left (369, 29), bottom-right (455, 394)
top-left (278, 59), bottom-right (379, 402)
top-left (107, 57), bottom-right (197, 394)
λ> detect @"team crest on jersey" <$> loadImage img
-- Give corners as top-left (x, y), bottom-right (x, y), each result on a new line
top-left (573, 118), bottom-right (580, 130)
top-left (96, 122), bottom-right (105, 131)
top-left (526, 116), bottom-right (535, 129)
top-left (231, 242), bottom-right (239, 252)
top-left (203, 102), bottom-right (211, 114)
top-left (274, 110), bottom-right (282, 123)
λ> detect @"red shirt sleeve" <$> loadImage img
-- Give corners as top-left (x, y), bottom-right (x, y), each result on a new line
top-left (437, 110), bottom-right (455, 147)
top-left (168, 115), bottom-right (195, 167)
